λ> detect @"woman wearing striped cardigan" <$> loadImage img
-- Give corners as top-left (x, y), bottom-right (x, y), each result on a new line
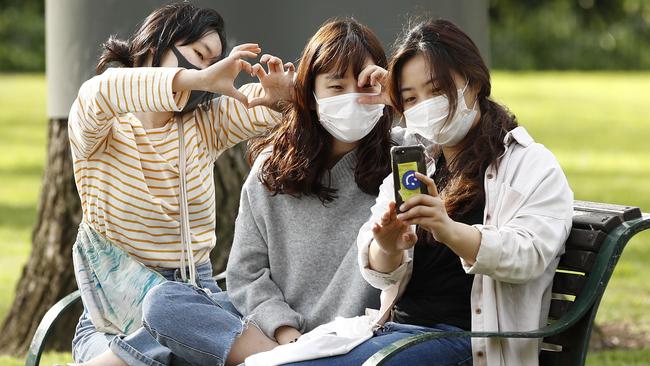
top-left (68, 3), bottom-right (293, 366)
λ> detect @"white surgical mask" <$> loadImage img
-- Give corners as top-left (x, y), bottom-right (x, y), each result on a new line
top-left (314, 92), bottom-right (385, 143)
top-left (403, 81), bottom-right (477, 146)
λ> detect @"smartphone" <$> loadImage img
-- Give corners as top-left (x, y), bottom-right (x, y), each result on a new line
top-left (391, 145), bottom-right (428, 213)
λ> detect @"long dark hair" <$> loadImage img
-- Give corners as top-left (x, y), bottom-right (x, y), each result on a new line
top-left (388, 19), bottom-right (518, 218)
top-left (96, 2), bottom-right (227, 74)
top-left (248, 18), bottom-right (394, 204)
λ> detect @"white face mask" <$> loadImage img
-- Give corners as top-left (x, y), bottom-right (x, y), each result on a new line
top-left (403, 82), bottom-right (477, 146)
top-left (314, 92), bottom-right (385, 143)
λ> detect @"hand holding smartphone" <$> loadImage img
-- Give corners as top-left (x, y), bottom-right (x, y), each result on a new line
top-left (391, 145), bottom-right (428, 214)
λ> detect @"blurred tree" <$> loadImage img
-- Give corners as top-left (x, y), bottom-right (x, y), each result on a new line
top-left (489, 0), bottom-right (650, 69)
top-left (0, 0), bottom-right (45, 71)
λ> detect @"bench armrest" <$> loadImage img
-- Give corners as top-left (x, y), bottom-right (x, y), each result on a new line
top-left (25, 290), bottom-right (81, 366)
top-left (361, 324), bottom-right (566, 366)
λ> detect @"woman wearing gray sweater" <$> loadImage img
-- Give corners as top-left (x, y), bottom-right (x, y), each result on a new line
top-left (140, 19), bottom-right (395, 366)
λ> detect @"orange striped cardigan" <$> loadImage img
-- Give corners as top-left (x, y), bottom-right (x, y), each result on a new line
top-left (68, 66), bottom-right (280, 268)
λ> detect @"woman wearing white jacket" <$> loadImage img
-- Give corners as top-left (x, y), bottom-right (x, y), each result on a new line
top-left (285, 19), bottom-right (574, 366)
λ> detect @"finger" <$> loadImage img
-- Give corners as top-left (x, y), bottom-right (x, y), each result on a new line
top-left (226, 87), bottom-right (249, 108)
top-left (231, 50), bottom-right (259, 60)
top-left (402, 232), bottom-right (417, 246)
top-left (396, 206), bottom-right (436, 222)
top-left (372, 223), bottom-right (382, 233)
top-left (251, 63), bottom-right (267, 80)
top-left (231, 43), bottom-right (261, 54)
top-left (400, 194), bottom-right (437, 212)
top-left (357, 66), bottom-right (378, 87)
top-left (403, 217), bottom-right (429, 227)
top-left (357, 94), bottom-right (388, 106)
top-left (268, 57), bottom-right (283, 74)
top-left (414, 172), bottom-right (439, 197)
top-left (370, 69), bottom-right (387, 87)
top-left (388, 201), bottom-right (398, 221)
top-left (247, 96), bottom-right (270, 109)
top-left (261, 54), bottom-right (275, 64)
top-left (380, 210), bottom-right (391, 226)
top-left (239, 60), bottom-right (253, 75)
top-left (284, 62), bottom-right (296, 74)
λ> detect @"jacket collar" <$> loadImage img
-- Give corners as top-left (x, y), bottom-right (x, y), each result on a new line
top-left (503, 126), bottom-right (534, 147)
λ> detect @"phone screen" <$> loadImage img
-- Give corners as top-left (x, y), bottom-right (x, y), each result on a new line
top-left (397, 161), bottom-right (422, 202)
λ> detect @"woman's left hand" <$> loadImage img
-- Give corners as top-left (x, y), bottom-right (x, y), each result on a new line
top-left (248, 54), bottom-right (296, 110)
top-left (195, 43), bottom-right (260, 106)
top-left (396, 172), bottom-right (456, 244)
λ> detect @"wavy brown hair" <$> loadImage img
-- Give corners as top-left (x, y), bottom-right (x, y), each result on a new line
top-left (387, 19), bottom-right (518, 218)
top-left (248, 19), bottom-right (394, 204)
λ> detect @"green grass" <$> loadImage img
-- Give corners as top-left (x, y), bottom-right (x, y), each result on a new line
top-left (1, 72), bottom-right (649, 365)
top-left (0, 74), bottom-right (47, 325)
top-left (492, 72), bottom-right (650, 339)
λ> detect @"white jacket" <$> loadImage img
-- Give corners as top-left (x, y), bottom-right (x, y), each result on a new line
top-left (357, 126), bottom-right (574, 366)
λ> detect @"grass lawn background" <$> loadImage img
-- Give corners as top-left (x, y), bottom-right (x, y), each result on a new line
top-left (0, 72), bottom-right (648, 365)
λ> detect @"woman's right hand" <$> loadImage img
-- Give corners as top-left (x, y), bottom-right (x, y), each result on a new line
top-left (372, 201), bottom-right (418, 255)
top-left (356, 65), bottom-right (392, 106)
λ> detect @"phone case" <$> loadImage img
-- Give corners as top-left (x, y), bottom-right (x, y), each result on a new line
top-left (391, 145), bottom-right (428, 213)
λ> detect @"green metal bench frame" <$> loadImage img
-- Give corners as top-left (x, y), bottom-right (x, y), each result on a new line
top-left (25, 202), bottom-right (650, 366)
top-left (363, 202), bottom-right (650, 366)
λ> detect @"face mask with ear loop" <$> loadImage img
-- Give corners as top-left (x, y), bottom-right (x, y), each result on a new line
top-left (314, 92), bottom-right (385, 143)
top-left (403, 80), bottom-right (478, 146)
top-left (170, 46), bottom-right (215, 113)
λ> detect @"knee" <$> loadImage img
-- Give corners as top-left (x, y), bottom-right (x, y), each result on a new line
top-left (142, 281), bottom-right (193, 331)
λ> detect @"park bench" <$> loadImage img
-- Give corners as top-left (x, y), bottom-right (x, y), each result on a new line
top-left (26, 201), bottom-right (650, 366)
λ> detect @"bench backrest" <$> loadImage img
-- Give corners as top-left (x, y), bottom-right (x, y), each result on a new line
top-left (539, 201), bottom-right (649, 365)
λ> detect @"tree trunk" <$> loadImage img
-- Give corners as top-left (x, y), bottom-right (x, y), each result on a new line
top-left (0, 119), bottom-right (251, 355)
top-left (210, 143), bottom-right (251, 276)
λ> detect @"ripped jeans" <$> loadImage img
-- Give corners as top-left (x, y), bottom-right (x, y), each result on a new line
top-left (71, 262), bottom-right (245, 366)
top-left (141, 280), bottom-right (246, 366)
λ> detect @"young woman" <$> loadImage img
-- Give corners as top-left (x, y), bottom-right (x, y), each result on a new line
top-left (140, 18), bottom-right (396, 365)
top-left (68, 3), bottom-right (293, 366)
top-left (286, 19), bottom-right (574, 366)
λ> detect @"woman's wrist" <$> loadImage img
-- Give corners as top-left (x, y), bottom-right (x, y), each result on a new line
top-left (368, 240), bottom-right (403, 273)
top-left (439, 221), bottom-right (481, 264)
top-left (172, 68), bottom-right (206, 92)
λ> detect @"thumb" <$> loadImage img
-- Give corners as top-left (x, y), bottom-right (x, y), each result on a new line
top-left (247, 95), bottom-right (269, 108)
top-left (226, 87), bottom-right (249, 108)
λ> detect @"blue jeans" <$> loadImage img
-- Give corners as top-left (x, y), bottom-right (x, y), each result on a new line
top-left (141, 282), bottom-right (245, 366)
top-left (71, 262), bottom-right (239, 366)
top-left (284, 322), bottom-right (472, 366)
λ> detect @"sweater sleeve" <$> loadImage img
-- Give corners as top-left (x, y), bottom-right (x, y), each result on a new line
top-left (226, 163), bottom-right (304, 340)
top-left (68, 67), bottom-right (190, 159)
top-left (194, 83), bottom-right (282, 161)
top-left (357, 173), bottom-right (413, 290)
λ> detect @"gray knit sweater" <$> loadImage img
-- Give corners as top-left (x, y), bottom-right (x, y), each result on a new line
top-left (226, 149), bottom-right (381, 340)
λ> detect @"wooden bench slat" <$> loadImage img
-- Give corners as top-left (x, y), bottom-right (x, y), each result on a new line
top-left (572, 212), bottom-right (622, 233)
top-left (548, 298), bottom-right (573, 320)
top-left (544, 332), bottom-right (572, 349)
top-left (552, 272), bottom-right (586, 296)
top-left (558, 250), bottom-right (597, 273)
top-left (565, 228), bottom-right (607, 252)
top-left (573, 200), bottom-right (642, 221)
top-left (539, 349), bottom-right (564, 365)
